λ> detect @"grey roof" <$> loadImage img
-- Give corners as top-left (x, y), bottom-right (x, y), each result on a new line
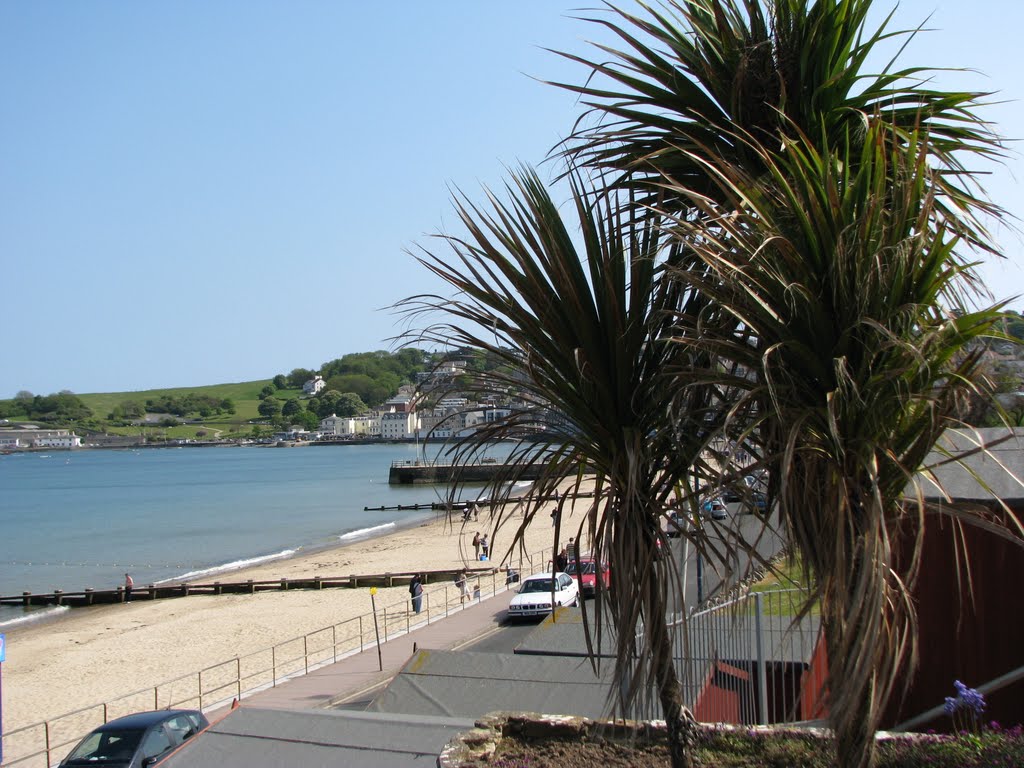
top-left (917, 427), bottom-right (1024, 503)
top-left (161, 707), bottom-right (474, 768)
top-left (366, 648), bottom-right (620, 720)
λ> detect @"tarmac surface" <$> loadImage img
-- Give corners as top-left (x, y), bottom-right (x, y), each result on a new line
top-left (209, 590), bottom-right (512, 717)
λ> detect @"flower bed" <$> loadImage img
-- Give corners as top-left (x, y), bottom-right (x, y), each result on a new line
top-left (439, 713), bottom-right (1024, 768)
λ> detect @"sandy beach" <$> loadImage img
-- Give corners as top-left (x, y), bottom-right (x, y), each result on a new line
top-left (2, 485), bottom-right (590, 732)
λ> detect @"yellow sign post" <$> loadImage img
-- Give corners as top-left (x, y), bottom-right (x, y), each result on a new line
top-left (369, 587), bottom-right (382, 671)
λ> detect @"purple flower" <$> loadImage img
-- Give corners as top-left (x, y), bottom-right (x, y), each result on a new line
top-left (944, 695), bottom-right (958, 715)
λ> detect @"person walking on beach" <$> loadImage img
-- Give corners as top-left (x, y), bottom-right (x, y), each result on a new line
top-left (409, 574), bottom-right (424, 614)
top-left (455, 569), bottom-right (469, 604)
top-left (480, 534), bottom-right (489, 560)
top-left (472, 531), bottom-right (481, 560)
top-left (124, 573), bottom-right (133, 603)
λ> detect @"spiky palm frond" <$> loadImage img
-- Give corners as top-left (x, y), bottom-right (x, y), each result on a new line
top-left (397, 166), bottom-right (743, 766)
top-left (661, 121), bottom-right (1009, 767)
top-left (551, 0), bottom-right (1004, 251)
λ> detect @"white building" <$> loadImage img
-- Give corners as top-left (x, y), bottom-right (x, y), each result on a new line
top-left (351, 414), bottom-right (380, 437)
top-left (380, 411), bottom-right (420, 440)
top-left (303, 376), bottom-right (326, 396)
top-left (0, 429), bottom-right (82, 449)
top-left (319, 414), bottom-right (348, 437)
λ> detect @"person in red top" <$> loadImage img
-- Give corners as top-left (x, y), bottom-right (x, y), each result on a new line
top-left (124, 573), bottom-right (133, 603)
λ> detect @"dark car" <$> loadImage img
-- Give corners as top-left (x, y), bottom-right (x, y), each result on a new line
top-left (59, 709), bottom-right (208, 768)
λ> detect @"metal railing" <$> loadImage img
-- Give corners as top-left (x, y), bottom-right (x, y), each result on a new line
top-left (0, 547), bottom-right (553, 768)
top-left (671, 588), bottom-right (821, 726)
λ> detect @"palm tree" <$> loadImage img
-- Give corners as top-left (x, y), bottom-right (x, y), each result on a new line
top-left (545, 3), bottom-right (1010, 765)
top-left (662, 121), bottom-right (1012, 768)
top-left (552, 0), bottom-right (1003, 251)
top-left (398, 167), bottom-right (746, 768)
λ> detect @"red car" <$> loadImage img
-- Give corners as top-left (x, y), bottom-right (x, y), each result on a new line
top-left (566, 557), bottom-right (610, 598)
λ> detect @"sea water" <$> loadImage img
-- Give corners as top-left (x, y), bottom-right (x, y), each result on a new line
top-left (0, 442), bottom-right (499, 628)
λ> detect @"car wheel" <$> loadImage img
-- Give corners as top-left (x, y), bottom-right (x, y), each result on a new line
top-left (572, 595), bottom-right (579, 607)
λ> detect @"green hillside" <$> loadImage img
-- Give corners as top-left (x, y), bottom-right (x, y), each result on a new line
top-left (77, 380), bottom-right (274, 423)
top-left (1, 349), bottom-right (452, 440)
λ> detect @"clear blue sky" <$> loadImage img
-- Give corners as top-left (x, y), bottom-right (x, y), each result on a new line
top-left (2, 1), bottom-right (1021, 398)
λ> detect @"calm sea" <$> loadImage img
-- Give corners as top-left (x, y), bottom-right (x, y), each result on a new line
top-left (0, 443), bottom-right (502, 628)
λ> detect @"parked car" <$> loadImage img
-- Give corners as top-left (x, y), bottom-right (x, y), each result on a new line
top-left (566, 557), bottom-right (610, 598)
top-left (747, 491), bottom-right (768, 514)
top-left (59, 709), bottom-right (209, 768)
top-left (507, 572), bottom-right (579, 619)
top-left (702, 497), bottom-right (728, 520)
top-left (666, 511), bottom-right (694, 537)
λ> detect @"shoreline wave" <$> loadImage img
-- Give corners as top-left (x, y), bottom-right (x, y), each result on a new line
top-left (0, 604), bottom-right (70, 630)
top-left (161, 549), bottom-right (299, 584)
top-left (337, 522), bottom-right (396, 542)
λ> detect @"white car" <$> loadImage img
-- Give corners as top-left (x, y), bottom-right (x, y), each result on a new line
top-left (507, 572), bottom-right (579, 618)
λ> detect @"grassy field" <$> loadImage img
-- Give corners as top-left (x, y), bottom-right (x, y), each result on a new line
top-left (73, 381), bottom-right (304, 437)
top-left (751, 554), bottom-right (818, 616)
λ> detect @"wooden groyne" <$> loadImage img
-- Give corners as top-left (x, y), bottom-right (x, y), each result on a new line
top-left (0, 566), bottom-right (501, 610)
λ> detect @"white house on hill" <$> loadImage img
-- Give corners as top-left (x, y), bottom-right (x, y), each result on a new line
top-left (303, 376), bottom-right (326, 396)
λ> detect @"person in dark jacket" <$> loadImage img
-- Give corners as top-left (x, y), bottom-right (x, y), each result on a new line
top-left (409, 574), bottom-right (424, 614)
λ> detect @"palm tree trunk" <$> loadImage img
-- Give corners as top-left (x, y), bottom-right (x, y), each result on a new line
top-left (824, 608), bottom-right (877, 768)
top-left (650, 589), bottom-right (693, 768)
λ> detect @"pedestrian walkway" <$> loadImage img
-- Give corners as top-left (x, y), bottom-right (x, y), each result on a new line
top-left (215, 592), bottom-right (510, 715)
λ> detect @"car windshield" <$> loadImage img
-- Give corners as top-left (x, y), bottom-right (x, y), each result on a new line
top-left (65, 729), bottom-right (143, 763)
top-left (566, 562), bottom-right (595, 575)
top-left (520, 579), bottom-right (556, 593)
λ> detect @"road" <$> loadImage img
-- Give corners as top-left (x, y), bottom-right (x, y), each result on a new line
top-left (336, 509), bottom-right (786, 709)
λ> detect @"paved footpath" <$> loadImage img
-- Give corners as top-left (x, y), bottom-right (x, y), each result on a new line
top-left (210, 592), bottom-right (510, 717)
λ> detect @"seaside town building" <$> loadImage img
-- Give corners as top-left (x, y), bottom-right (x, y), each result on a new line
top-left (0, 427), bottom-right (83, 449)
top-left (317, 413), bottom-right (381, 438)
top-left (379, 410), bottom-right (420, 440)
